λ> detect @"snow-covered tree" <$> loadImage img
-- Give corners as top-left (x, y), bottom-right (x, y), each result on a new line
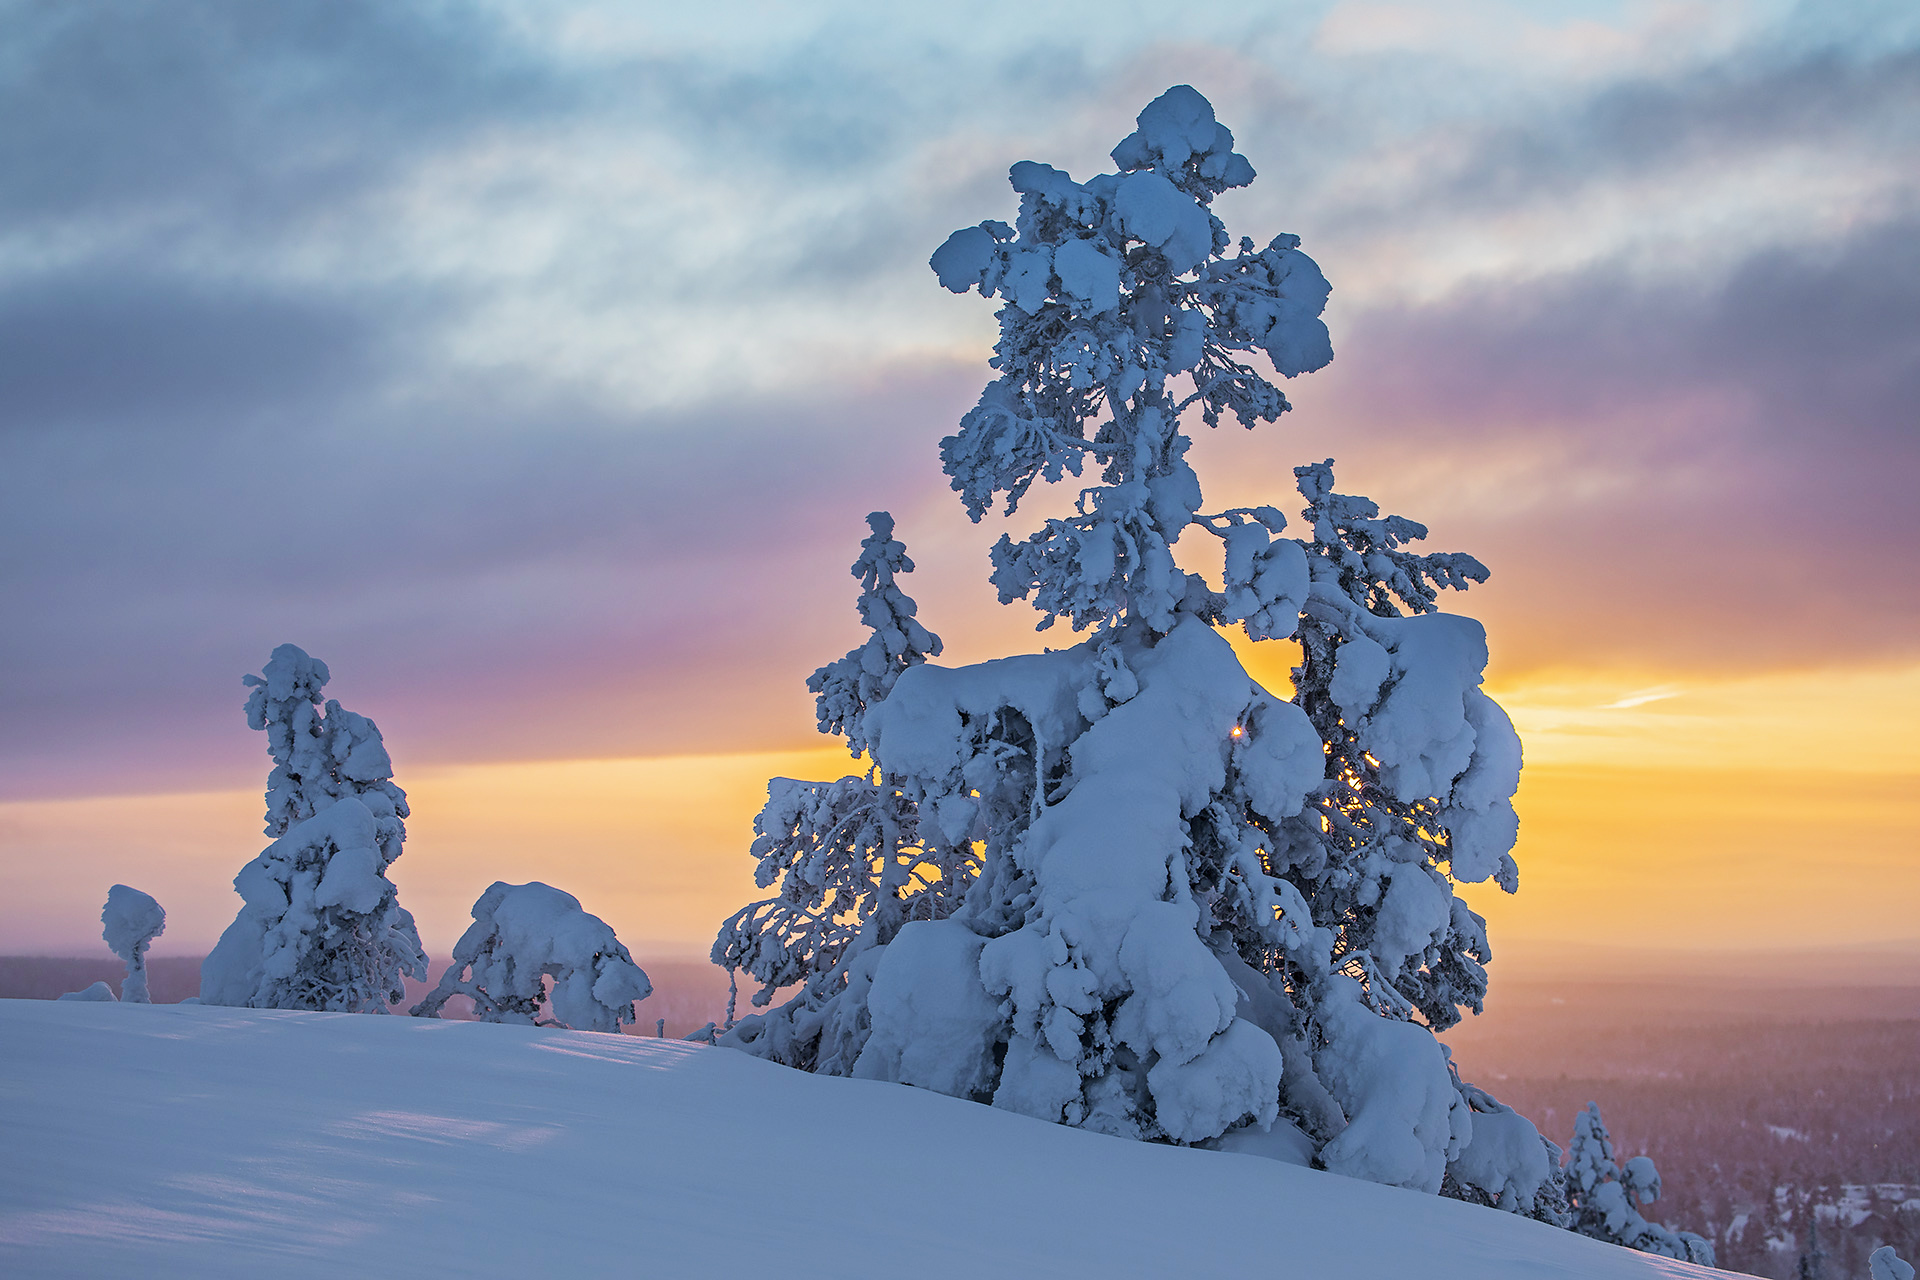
top-left (412, 882), bottom-right (652, 1033)
top-left (715, 83), bottom-right (1540, 1188)
top-left (1565, 1102), bottom-right (1715, 1266)
top-left (101, 885), bottom-right (165, 1004)
top-left (807, 512), bottom-right (943, 757)
top-left (200, 644), bottom-right (427, 1012)
top-left (716, 517), bottom-right (972, 1071)
top-left (1798, 1217), bottom-right (1828, 1280)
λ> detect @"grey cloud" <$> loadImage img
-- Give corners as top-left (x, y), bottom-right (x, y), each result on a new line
top-left (0, 268), bottom-right (393, 433)
top-left (1467, 44), bottom-right (1919, 205)
top-left (0, 358), bottom-right (976, 800)
top-left (1699, 214), bottom-right (1920, 457)
top-left (1248, 34), bottom-right (1920, 234)
top-left (0, 0), bottom-right (569, 235)
top-left (626, 49), bottom-right (913, 175)
top-left (1342, 206), bottom-right (1920, 461)
top-left (4, 1), bottom-right (1912, 802)
top-left (1314, 208), bottom-right (1920, 672)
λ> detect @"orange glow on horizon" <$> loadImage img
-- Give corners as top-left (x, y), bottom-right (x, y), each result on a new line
top-left (2, 664), bottom-right (1915, 967)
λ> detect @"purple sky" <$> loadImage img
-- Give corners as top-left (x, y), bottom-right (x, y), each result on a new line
top-left (2, 0), bottom-right (1916, 804)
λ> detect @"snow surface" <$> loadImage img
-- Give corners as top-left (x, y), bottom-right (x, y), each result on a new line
top-left (0, 1001), bottom-right (1726, 1279)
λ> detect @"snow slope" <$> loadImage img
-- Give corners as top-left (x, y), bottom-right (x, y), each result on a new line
top-left (0, 1001), bottom-right (1724, 1278)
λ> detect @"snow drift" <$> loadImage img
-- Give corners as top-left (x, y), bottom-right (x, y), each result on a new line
top-left (0, 1001), bottom-right (1725, 1279)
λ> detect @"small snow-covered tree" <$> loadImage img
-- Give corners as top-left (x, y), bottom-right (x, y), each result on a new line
top-left (201, 644), bottom-right (427, 1012)
top-left (716, 516), bottom-right (973, 1072)
top-left (102, 885), bottom-right (166, 1004)
top-left (412, 882), bottom-right (652, 1033)
top-left (716, 85), bottom-right (1540, 1185)
top-left (1565, 1102), bottom-right (1715, 1266)
top-left (807, 512), bottom-right (943, 757)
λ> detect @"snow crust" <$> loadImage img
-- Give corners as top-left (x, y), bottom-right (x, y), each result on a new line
top-left (1312, 975), bottom-right (1468, 1191)
top-left (968, 618), bottom-right (1286, 1141)
top-left (0, 1001), bottom-right (1726, 1280)
top-left (852, 919), bottom-right (1002, 1100)
top-left (1568, 1101), bottom-right (1716, 1265)
top-left (807, 512), bottom-right (942, 757)
top-left (1209, 1113), bottom-right (1317, 1166)
top-left (1115, 169), bottom-right (1214, 270)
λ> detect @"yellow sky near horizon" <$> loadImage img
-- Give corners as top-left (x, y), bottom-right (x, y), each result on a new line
top-left (3, 661), bottom-right (1914, 968)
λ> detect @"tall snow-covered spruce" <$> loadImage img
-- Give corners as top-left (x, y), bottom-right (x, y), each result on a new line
top-left (201, 644), bottom-right (427, 1012)
top-left (717, 87), bottom-right (1544, 1197)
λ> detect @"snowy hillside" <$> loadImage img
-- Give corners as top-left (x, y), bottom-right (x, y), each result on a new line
top-left (0, 1002), bottom-right (1723, 1278)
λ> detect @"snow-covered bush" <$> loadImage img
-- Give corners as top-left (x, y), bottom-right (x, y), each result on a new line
top-left (715, 83), bottom-right (1539, 1186)
top-left (1873, 1246), bottom-right (1916, 1280)
top-left (1564, 1102), bottom-right (1715, 1266)
top-left (102, 884), bottom-right (166, 1004)
top-left (412, 881), bottom-right (653, 1033)
top-left (56, 981), bottom-right (117, 1002)
top-left (201, 645), bottom-right (427, 1012)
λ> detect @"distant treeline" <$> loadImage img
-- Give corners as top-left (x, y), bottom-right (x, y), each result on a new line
top-left (1445, 978), bottom-right (1920, 1278)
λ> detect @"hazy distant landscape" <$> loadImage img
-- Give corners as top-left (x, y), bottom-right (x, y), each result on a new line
top-left (1450, 974), bottom-right (1919, 1276)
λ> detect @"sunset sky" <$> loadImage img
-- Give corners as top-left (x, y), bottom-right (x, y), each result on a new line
top-left (2, 0), bottom-right (1914, 969)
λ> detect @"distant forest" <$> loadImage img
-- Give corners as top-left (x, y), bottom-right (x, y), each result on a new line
top-left (1444, 977), bottom-right (1920, 1278)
